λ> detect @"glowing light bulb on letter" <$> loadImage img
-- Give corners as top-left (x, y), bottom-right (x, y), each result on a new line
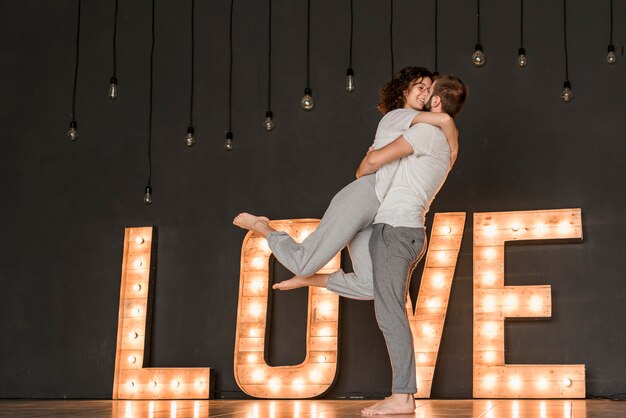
top-left (433, 273), bottom-right (445, 288)
top-left (484, 323), bottom-right (498, 336)
top-left (252, 370), bottom-right (264, 382)
top-left (484, 272), bottom-right (496, 285)
top-left (509, 376), bottom-right (522, 390)
top-left (484, 375), bottom-right (496, 389)
top-left (252, 257), bottom-right (264, 269)
top-left (422, 324), bottom-right (435, 336)
top-left (558, 221), bottom-right (571, 234)
top-left (249, 304), bottom-right (262, 317)
top-left (292, 378), bottom-right (304, 390)
top-left (484, 248), bottom-right (497, 259)
top-left (269, 378), bottom-right (281, 391)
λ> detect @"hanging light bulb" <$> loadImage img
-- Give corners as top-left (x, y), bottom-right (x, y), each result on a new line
top-left (184, 126), bottom-right (195, 147)
top-left (471, 44), bottom-right (486, 67)
top-left (300, 87), bottom-right (314, 110)
top-left (345, 68), bottom-right (356, 93)
top-left (263, 111), bottom-right (275, 131)
top-left (109, 77), bottom-right (118, 99)
top-left (225, 131), bottom-right (234, 151)
top-left (144, 186), bottom-right (152, 205)
top-left (517, 47), bottom-right (527, 67)
top-left (67, 121), bottom-right (79, 142)
top-left (560, 81), bottom-right (574, 103)
top-left (607, 44), bottom-right (616, 65)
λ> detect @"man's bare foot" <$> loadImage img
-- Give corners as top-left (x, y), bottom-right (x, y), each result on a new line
top-left (233, 213), bottom-right (270, 233)
top-left (272, 276), bottom-right (309, 291)
top-left (361, 394), bottom-right (415, 416)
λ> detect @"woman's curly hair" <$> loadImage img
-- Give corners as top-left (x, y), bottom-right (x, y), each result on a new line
top-left (378, 66), bottom-right (433, 114)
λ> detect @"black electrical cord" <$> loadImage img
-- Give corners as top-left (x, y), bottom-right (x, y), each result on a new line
top-left (563, 0), bottom-right (569, 82)
top-left (348, 0), bottom-right (353, 70)
top-left (306, 0), bottom-right (310, 88)
top-left (390, 0), bottom-right (394, 77)
top-left (112, 0), bottom-right (118, 80)
top-left (476, 0), bottom-right (481, 45)
top-left (148, 0), bottom-right (155, 187)
top-left (609, 0), bottom-right (613, 45)
top-left (434, 0), bottom-right (438, 74)
top-left (519, 0), bottom-right (524, 48)
top-left (71, 0), bottom-right (82, 122)
top-left (189, 0), bottom-right (195, 127)
top-left (267, 0), bottom-right (272, 111)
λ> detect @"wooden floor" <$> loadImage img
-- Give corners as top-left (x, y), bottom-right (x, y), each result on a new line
top-left (1, 399), bottom-right (625, 417)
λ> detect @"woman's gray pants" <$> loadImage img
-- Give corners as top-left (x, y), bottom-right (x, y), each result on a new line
top-left (266, 174), bottom-right (380, 300)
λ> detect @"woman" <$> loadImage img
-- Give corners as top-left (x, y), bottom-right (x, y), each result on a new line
top-left (233, 67), bottom-right (457, 299)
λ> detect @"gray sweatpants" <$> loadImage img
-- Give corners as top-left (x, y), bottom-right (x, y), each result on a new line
top-left (370, 223), bottom-right (427, 394)
top-left (266, 174), bottom-right (379, 300)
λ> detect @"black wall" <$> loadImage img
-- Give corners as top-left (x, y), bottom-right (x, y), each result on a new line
top-left (1, 0), bottom-right (625, 399)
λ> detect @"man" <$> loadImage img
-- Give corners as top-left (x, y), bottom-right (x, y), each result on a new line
top-left (358, 75), bottom-right (468, 415)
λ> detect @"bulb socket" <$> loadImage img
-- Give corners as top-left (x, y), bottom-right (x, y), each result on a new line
top-left (475, 43), bottom-right (483, 51)
top-left (563, 80), bottom-right (571, 89)
top-left (265, 110), bottom-right (273, 118)
top-left (608, 44), bottom-right (615, 53)
top-left (145, 185), bottom-right (152, 194)
top-left (226, 131), bottom-right (233, 140)
top-left (346, 68), bottom-right (354, 76)
top-left (518, 47), bottom-right (526, 55)
top-left (69, 121), bottom-right (77, 129)
top-left (187, 126), bottom-right (194, 134)
top-left (304, 87), bottom-right (312, 95)
top-left (110, 76), bottom-right (118, 84)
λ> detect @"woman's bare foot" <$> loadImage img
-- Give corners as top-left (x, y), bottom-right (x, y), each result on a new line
top-left (361, 394), bottom-right (415, 416)
top-left (233, 213), bottom-right (271, 234)
top-left (272, 276), bottom-right (309, 291)
top-left (273, 274), bottom-right (330, 291)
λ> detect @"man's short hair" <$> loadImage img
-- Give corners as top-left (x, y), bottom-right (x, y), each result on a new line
top-left (433, 75), bottom-right (468, 118)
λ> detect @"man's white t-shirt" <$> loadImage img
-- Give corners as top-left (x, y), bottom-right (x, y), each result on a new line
top-left (371, 108), bottom-right (420, 202)
top-left (374, 123), bottom-right (451, 228)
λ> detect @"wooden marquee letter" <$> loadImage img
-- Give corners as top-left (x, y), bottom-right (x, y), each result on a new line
top-left (234, 219), bottom-right (341, 399)
top-left (410, 212), bottom-right (466, 398)
top-left (472, 209), bottom-right (585, 398)
top-left (112, 227), bottom-right (212, 399)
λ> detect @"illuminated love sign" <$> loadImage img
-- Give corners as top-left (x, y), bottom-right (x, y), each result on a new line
top-left (112, 209), bottom-right (585, 400)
